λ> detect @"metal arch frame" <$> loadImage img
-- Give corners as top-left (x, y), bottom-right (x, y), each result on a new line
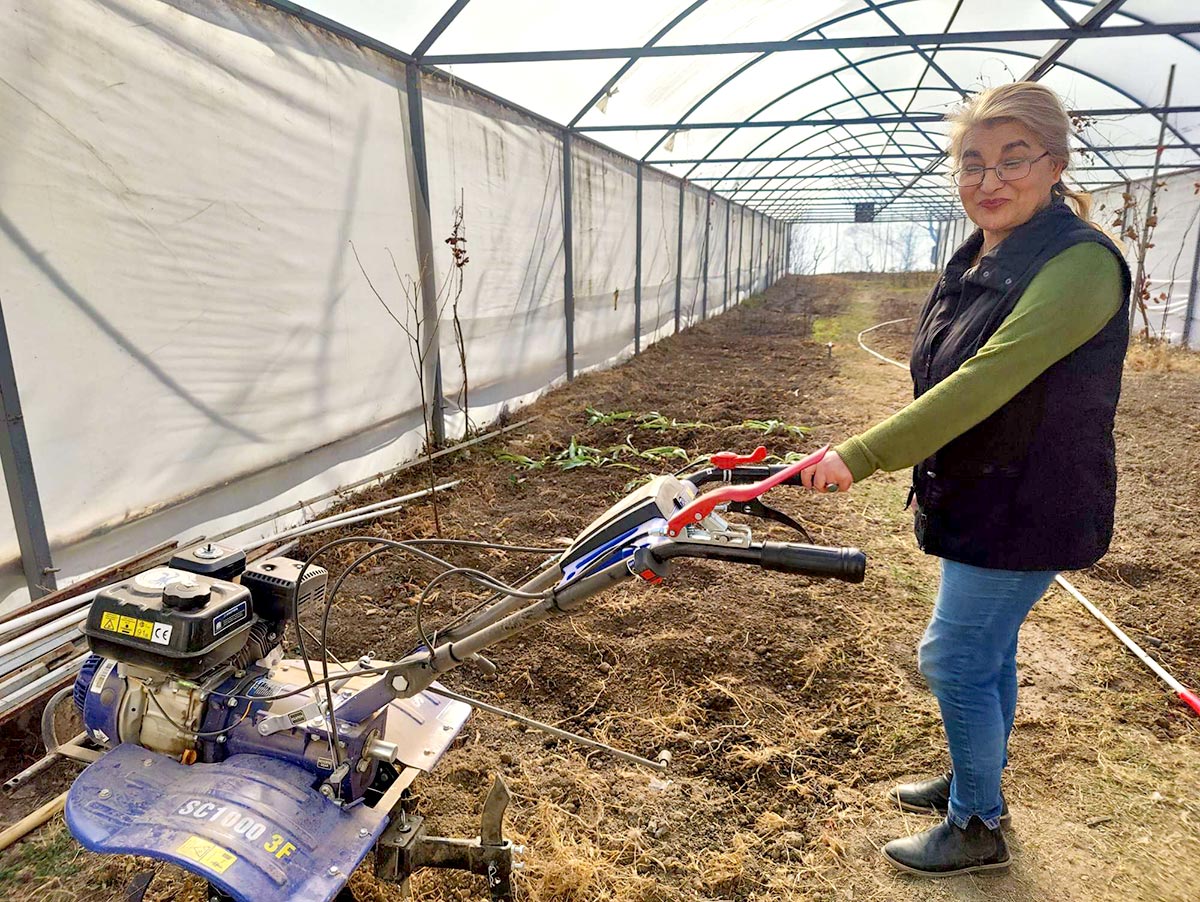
top-left (577, 105), bottom-right (1200, 132)
top-left (672, 46), bottom-right (991, 184)
top-left (479, 0), bottom-right (1194, 221)
top-left (660, 53), bottom-right (972, 218)
top-left (795, 26), bottom-right (945, 210)
top-left (669, 39), bottom-right (1200, 220)
top-left (692, 161), bottom-right (1200, 181)
top-left (877, 0), bottom-right (1133, 218)
top-left (567, 0), bottom-right (710, 128)
top-left (635, 0), bottom-right (918, 164)
top-left (412, 1), bottom-right (471, 60)
top-left (836, 0), bottom-right (1133, 211)
top-left (262, 0), bottom-right (1200, 225)
top-left (857, 0), bottom-right (965, 193)
top-left (670, 86), bottom-right (959, 213)
top-left (420, 23), bottom-right (1200, 65)
top-left (763, 90), bottom-right (931, 215)
top-left (657, 43), bottom-right (1149, 216)
top-left (653, 144), bottom-right (1200, 164)
top-left (1022, 0), bottom-right (1128, 81)
top-left (876, 46), bottom-right (1200, 215)
top-left (1040, 0), bottom-right (1078, 29)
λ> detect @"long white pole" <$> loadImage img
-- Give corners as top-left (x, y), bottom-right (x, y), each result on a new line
top-left (1055, 575), bottom-right (1200, 715)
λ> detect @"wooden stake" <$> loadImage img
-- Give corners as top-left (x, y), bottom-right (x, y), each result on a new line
top-left (0, 790), bottom-right (67, 852)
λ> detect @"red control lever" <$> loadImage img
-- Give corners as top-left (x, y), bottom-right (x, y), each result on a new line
top-left (710, 446), bottom-right (768, 469)
top-left (668, 445), bottom-right (829, 537)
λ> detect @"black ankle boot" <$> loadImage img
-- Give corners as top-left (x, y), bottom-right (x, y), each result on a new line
top-left (882, 816), bottom-right (1011, 877)
top-left (890, 772), bottom-right (1010, 824)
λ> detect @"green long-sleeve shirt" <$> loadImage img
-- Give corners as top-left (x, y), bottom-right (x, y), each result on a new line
top-left (835, 242), bottom-right (1123, 482)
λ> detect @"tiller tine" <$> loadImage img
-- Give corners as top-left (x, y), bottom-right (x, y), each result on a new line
top-left (376, 774), bottom-right (519, 902)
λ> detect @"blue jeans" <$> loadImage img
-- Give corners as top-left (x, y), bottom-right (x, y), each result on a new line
top-left (918, 559), bottom-right (1057, 829)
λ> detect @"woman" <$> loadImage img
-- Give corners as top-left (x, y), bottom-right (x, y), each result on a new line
top-left (799, 82), bottom-right (1131, 877)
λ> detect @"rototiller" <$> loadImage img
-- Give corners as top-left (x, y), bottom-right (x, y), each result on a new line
top-left (54, 445), bottom-right (865, 901)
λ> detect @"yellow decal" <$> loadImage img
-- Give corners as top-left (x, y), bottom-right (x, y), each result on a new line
top-left (264, 833), bottom-right (297, 860)
top-left (134, 620), bottom-right (153, 640)
top-left (116, 615), bottom-right (137, 636)
top-left (178, 835), bottom-right (237, 874)
top-left (100, 612), bottom-right (119, 632)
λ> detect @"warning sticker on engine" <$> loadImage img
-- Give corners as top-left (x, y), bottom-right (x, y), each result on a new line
top-left (177, 835), bottom-right (237, 874)
top-left (99, 611), bottom-right (172, 645)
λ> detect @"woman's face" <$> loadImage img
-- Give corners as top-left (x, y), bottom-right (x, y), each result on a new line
top-left (955, 120), bottom-right (1065, 241)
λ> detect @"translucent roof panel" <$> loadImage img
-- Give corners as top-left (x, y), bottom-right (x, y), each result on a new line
top-left (288, 0), bottom-right (1200, 221)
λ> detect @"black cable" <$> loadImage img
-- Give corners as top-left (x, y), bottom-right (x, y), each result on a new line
top-left (223, 663), bottom-right (400, 702)
top-left (413, 566), bottom-right (552, 659)
top-left (435, 556), bottom-right (560, 635)
top-left (302, 537), bottom-right (462, 769)
top-left (673, 455), bottom-right (712, 477)
top-left (307, 536), bottom-right (554, 768)
top-left (403, 538), bottom-right (564, 554)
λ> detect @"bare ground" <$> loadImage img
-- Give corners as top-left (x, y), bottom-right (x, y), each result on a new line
top-left (2, 274), bottom-right (1198, 902)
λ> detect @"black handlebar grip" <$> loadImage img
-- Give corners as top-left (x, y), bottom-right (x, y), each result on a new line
top-left (759, 542), bottom-right (867, 583)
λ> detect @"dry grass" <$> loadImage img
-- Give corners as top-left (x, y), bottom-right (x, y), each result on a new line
top-left (1124, 336), bottom-right (1200, 373)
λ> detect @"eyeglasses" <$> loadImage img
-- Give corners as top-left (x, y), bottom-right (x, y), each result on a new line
top-left (951, 152), bottom-right (1050, 187)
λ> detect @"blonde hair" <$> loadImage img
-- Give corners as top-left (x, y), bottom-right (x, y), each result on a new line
top-left (947, 82), bottom-right (1093, 223)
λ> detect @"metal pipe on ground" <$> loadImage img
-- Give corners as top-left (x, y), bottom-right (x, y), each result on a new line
top-left (0, 630), bottom-right (84, 680)
top-left (0, 652), bottom-right (90, 719)
top-left (0, 590), bottom-right (100, 642)
top-left (240, 480), bottom-right (461, 553)
top-left (0, 609), bottom-right (87, 660)
top-left (210, 418), bottom-right (532, 546)
top-left (0, 539), bottom-right (177, 629)
top-left (3, 731), bottom-right (86, 791)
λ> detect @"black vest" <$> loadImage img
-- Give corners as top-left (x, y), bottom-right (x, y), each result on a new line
top-left (910, 198), bottom-right (1131, 571)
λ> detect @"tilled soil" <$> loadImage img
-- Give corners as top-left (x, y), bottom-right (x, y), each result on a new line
top-left (2, 274), bottom-right (1197, 902)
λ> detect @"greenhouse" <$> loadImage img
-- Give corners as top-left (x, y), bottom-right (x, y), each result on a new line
top-left (0, 2), bottom-right (1198, 901)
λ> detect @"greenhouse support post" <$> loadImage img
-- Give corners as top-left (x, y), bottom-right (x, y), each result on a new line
top-left (764, 217), bottom-right (769, 287)
top-left (763, 216), bottom-right (769, 288)
top-left (1184, 217), bottom-right (1200, 348)
top-left (723, 201), bottom-right (731, 311)
top-left (737, 209), bottom-right (746, 303)
top-left (403, 65), bottom-right (445, 446)
top-left (0, 300), bottom-right (56, 599)
top-left (1132, 64), bottom-right (1175, 334)
top-left (751, 214), bottom-right (758, 294)
top-left (764, 218), bottom-right (770, 286)
top-left (562, 131), bottom-right (576, 380)
top-left (768, 218), bottom-right (775, 285)
top-left (635, 163), bottom-right (643, 354)
top-left (674, 179), bottom-right (684, 333)
top-left (701, 189), bottom-right (711, 319)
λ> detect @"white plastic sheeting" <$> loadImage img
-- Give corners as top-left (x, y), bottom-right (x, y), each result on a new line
top-left (0, 0), bottom-right (783, 609)
top-left (570, 142), bottom-right (640, 374)
top-left (640, 169), bottom-right (681, 346)
top-left (421, 75), bottom-right (568, 433)
top-left (1092, 170), bottom-right (1200, 346)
